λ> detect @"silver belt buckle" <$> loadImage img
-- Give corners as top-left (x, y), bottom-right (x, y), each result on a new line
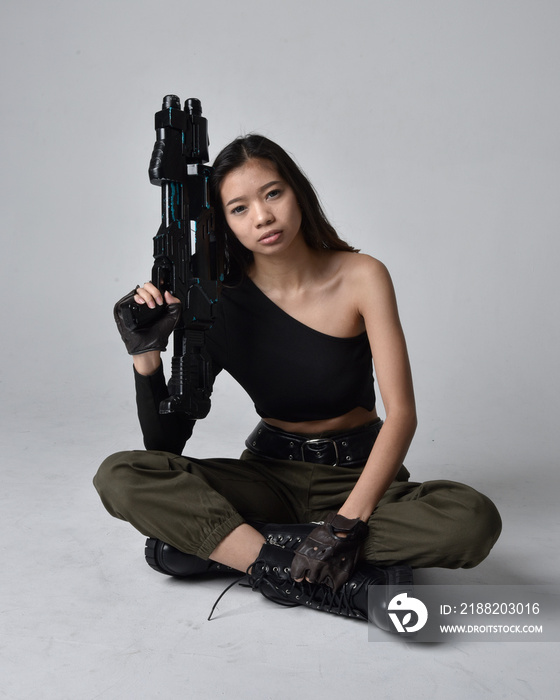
top-left (302, 437), bottom-right (339, 466)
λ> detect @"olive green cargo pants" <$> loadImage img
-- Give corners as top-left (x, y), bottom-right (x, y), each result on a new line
top-left (93, 447), bottom-right (501, 569)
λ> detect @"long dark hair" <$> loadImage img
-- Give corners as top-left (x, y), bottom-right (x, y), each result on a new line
top-left (211, 134), bottom-right (357, 281)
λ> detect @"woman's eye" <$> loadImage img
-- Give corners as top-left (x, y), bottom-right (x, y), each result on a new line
top-left (266, 189), bottom-right (281, 199)
top-left (230, 205), bottom-right (246, 215)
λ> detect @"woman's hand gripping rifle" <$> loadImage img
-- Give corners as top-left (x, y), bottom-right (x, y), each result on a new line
top-left (117, 95), bottom-right (223, 419)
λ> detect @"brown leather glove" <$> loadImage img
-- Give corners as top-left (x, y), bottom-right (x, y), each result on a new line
top-left (114, 289), bottom-right (181, 355)
top-left (290, 512), bottom-right (369, 590)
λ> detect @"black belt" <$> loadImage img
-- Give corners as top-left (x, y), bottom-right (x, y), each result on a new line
top-left (245, 419), bottom-right (383, 468)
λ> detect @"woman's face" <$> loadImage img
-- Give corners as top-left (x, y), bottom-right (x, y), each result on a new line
top-left (220, 158), bottom-right (303, 255)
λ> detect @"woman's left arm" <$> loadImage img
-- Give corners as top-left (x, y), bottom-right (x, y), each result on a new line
top-left (338, 256), bottom-right (417, 522)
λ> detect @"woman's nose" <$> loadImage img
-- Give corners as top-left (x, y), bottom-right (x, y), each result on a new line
top-left (254, 202), bottom-right (274, 226)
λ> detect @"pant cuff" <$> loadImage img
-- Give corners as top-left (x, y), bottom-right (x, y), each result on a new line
top-left (195, 513), bottom-right (247, 560)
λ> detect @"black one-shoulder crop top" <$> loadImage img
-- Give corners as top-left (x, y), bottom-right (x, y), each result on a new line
top-left (205, 277), bottom-right (376, 422)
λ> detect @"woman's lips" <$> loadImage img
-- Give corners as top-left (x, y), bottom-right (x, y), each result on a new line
top-left (258, 230), bottom-right (282, 244)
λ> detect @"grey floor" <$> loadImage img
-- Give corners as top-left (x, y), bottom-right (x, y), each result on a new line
top-left (2, 384), bottom-right (559, 700)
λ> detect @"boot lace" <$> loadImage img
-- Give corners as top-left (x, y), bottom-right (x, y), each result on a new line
top-left (208, 554), bottom-right (368, 621)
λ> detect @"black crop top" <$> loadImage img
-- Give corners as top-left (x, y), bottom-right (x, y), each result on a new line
top-left (206, 278), bottom-right (376, 422)
top-left (135, 277), bottom-right (376, 452)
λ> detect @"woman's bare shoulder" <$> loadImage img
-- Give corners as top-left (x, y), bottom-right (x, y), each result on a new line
top-left (337, 251), bottom-right (392, 286)
top-left (332, 252), bottom-right (397, 325)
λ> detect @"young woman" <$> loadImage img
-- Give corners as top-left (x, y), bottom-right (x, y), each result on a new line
top-left (94, 135), bottom-right (501, 627)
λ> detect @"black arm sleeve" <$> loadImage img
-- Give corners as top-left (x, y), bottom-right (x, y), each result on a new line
top-left (134, 364), bottom-right (196, 454)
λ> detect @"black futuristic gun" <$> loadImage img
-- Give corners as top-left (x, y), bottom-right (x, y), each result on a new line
top-left (122, 95), bottom-right (222, 418)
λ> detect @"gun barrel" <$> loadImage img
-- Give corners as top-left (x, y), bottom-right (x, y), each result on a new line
top-left (163, 94), bottom-right (181, 109)
top-left (186, 98), bottom-right (202, 116)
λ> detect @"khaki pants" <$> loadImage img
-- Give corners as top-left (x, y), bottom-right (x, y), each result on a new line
top-left (93, 448), bottom-right (501, 568)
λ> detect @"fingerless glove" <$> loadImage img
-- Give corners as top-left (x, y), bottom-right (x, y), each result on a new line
top-left (113, 289), bottom-right (181, 355)
top-left (291, 512), bottom-right (369, 590)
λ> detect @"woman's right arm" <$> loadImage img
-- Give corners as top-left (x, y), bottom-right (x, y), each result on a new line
top-left (132, 350), bottom-right (162, 377)
top-left (134, 359), bottom-right (196, 455)
top-left (116, 283), bottom-right (196, 454)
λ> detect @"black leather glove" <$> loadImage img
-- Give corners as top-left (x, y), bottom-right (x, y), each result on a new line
top-left (113, 289), bottom-right (181, 355)
top-left (290, 512), bottom-right (369, 590)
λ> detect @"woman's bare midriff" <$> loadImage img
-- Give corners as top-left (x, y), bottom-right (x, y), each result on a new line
top-left (263, 406), bottom-right (380, 437)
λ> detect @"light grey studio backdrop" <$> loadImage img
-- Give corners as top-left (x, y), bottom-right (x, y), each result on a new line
top-left (2, 0), bottom-right (558, 471)
top-left (1, 1), bottom-right (559, 699)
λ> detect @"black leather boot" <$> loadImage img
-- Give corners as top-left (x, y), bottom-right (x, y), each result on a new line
top-left (145, 522), bottom-right (316, 577)
top-left (145, 538), bottom-right (233, 576)
top-left (246, 544), bottom-right (414, 630)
